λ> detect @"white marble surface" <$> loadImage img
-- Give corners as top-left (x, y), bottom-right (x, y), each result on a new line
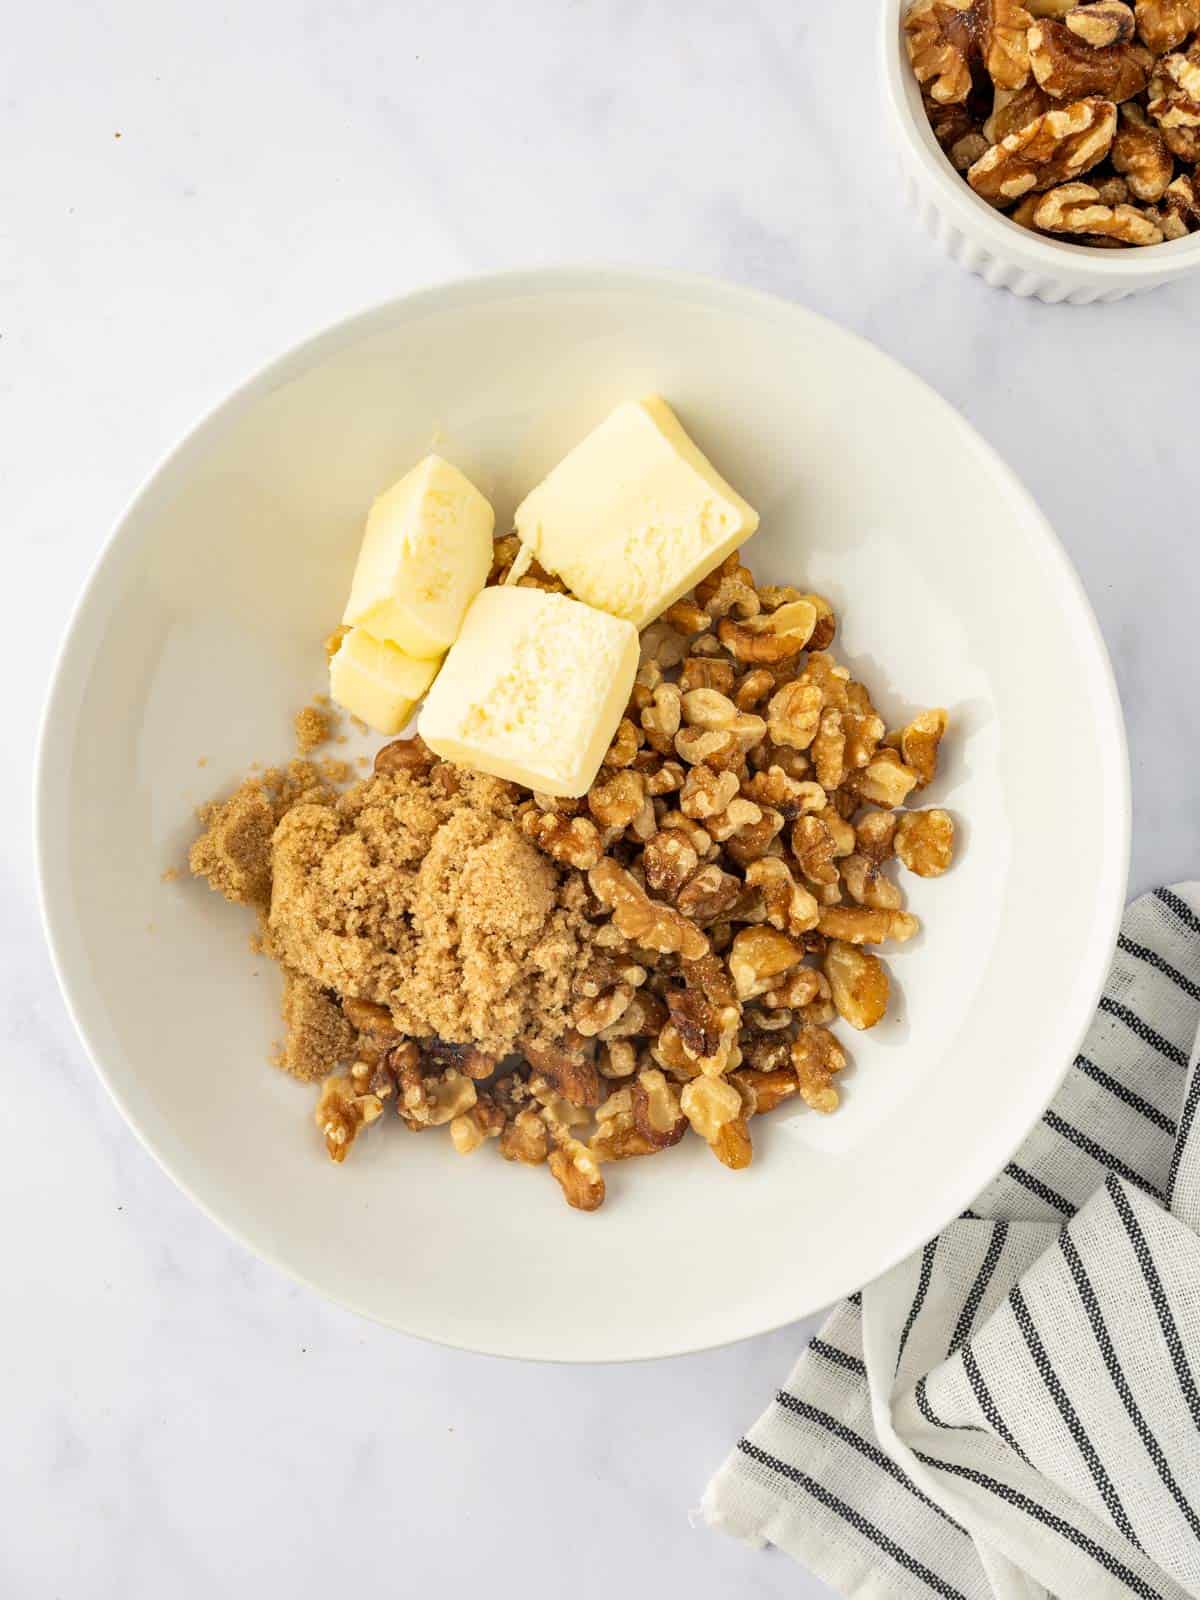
top-left (5, 3), bottom-right (1199, 1596)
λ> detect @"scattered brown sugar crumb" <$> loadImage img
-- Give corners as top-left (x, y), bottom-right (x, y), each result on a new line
top-left (192, 750), bottom-right (600, 1064)
top-left (294, 704), bottom-right (333, 755)
top-left (278, 972), bottom-right (356, 1081)
top-left (197, 756), bottom-right (208, 767)
top-left (160, 867), bottom-right (179, 884)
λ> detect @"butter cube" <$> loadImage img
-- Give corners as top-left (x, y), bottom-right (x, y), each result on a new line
top-left (329, 627), bottom-right (440, 735)
top-left (420, 587), bottom-right (638, 798)
top-left (343, 455), bottom-right (494, 659)
top-left (513, 397), bottom-right (759, 629)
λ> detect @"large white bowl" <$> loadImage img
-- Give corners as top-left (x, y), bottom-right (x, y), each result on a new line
top-left (882, 0), bottom-right (1200, 303)
top-left (37, 268), bottom-right (1129, 1362)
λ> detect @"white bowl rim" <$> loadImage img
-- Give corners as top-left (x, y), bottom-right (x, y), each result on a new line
top-left (881, 0), bottom-right (1200, 280)
top-left (34, 265), bottom-right (1132, 1360)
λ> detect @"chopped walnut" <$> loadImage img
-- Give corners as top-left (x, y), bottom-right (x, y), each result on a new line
top-left (718, 601), bottom-right (816, 663)
top-left (1112, 100), bottom-right (1176, 195)
top-left (604, 717), bottom-right (643, 768)
top-left (761, 966), bottom-right (826, 1011)
top-left (895, 809), bottom-right (958, 876)
top-left (1066, 1), bottom-right (1136, 45)
top-left (824, 941), bottom-right (891, 1031)
top-left (315, 1073), bottom-right (384, 1162)
top-left (676, 862), bottom-right (744, 924)
top-left (1161, 167), bottom-right (1200, 228)
top-left (894, 709), bottom-right (949, 788)
top-left (847, 749), bottom-right (921, 808)
top-left (729, 926), bottom-right (806, 1000)
top-left (667, 987), bottom-right (741, 1076)
top-left (766, 680), bottom-right (823, 749)
top-left (523, 1037), bottom-right (602, 1108)
top-left (812, 708), bottom-right (848, 790)
top-left (499, 1109), bottom-right (550, 1165)
top-left (373, 735), bottom-right (436, 776)
top-left (792, 1026), bottom-right (847, 1113)
top-left (671, 725), bottom-right (739, 770)
top-left (1135, 0), bottom-right (1200, 53)
top-left (745, 856), bottom-right (822, 935)
top-left (1148, 46), bottom-right (1200, 130)
top-left (841, 852), bottom-right (905, 911)
top-left (642, 829), bottom-right (701, 896)
top-left (1028, 18), bottom-right (1153, 96)
top-left (856, 810), bottom-right (899, 866)
top-left (818, 906), bottom-right (921, 946)
top-left (588, 858), bottom-right (710, 960)
top-left (904, 0), bottom-right (980, 104)
top-left (680, 764), bottom-right (741, 819)
top-left (986, 81), bottom-right (1055, 139)
top-left (681, 687), bottom-right (740, 730)
top-left (680, 1075), bottom-right (753, 1168)
top-left (521, 808), bottom-right (604, 869)
top-left (792, 808), bottom-right (855, 886)
top-left (681, 655), bottom-right (736, 694)
top-left (968, 96), bottom-right (1118, 202)
top-left (733, 1065), bottom-right (799, 1115)
top-left (745, 766), bottom-right (826, 819)
top-left (701, 572), bottom-right (761, 622)
top-left (396, 1051), bottom-right (479, 1131)
top-left (449, 1098), bottom-right (507, 1155)
top-left (547, 1122), bottom-right (606, 1211)
top-left (1034, 178), bottom-right (1166, 235)
top-left (662, 598), bottom-right (713, 635)
top-left (640, 682), bottom-right (684, 755)
top-left (588, 770), bottom-right (648, 830)
top-left (631, 1068), bottom-right (688, 1146)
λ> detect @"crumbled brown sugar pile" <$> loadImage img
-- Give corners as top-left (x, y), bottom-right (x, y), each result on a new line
top-left (191, 754), bottom-right (599, 1061)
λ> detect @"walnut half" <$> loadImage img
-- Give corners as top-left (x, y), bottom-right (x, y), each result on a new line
top-left (968, 96), bottom-right (1118, 202)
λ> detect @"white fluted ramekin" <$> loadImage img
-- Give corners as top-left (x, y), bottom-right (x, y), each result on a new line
top-left (881, 0), bottom-right (1200, 303)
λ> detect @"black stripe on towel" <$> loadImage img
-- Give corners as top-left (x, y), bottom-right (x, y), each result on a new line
top-left (774, 1393), bottom-right (964, 1531)
top-left (896, 1238), bottom-right (938, 1373)
top-left (736, 1439), bottom-right (972, 1600)
top-left (915, 1376), bottom-right (984, 1435)
top-left (808, 1338), bottom-right (867, 1378)
top-left (1098, 997), bottom-right (1189, 1069)
top-left (949, 1222), bottom-right (1007, 1356)
top-left (1041, 1110), bottom-right (1163, 1201)
top-left (1155, 887), bottom-right (1200, 939)
top-left (961, 1345), bottom-right (1033, 1467)
top-left (1059, 1229), bottom-right (1200, 1544)
top-left (1108, 1175), bottom-right (1200, 1432)
top-left (1009, 1285), bottom-right (1143, 1551)
top-left (1166, 1063), bottom-right (1200, 1212)
top-left (1003, 1163), bottom-right (1073, 1216)
top-left (913, 1451), bottom-right (1169, 1600)
top-left (1074, 1054), bottom-right (1177, 1137)
top-left (1118, 934), bottom-right (1200, 1005)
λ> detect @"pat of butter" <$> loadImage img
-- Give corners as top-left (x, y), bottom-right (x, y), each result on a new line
top-left (329, 627), bottom-right (440, 736)
top-left (420, 587), bottom-right (638, 798)
top-left (342, 454), bottom-right (494, 659)
top-left (513, 396), bottom-right (759, 629)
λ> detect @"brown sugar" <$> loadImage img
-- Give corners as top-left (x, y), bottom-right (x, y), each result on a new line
top-left (191, 754), bottom-right (599, 1068)
top-left (278, 972), bottom-right (356, 1081)
top-left (294, 703), bottom-right (333, 755)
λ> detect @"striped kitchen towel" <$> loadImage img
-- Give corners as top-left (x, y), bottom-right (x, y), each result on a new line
top-left (703, 885), bottom-right (1200, 1600)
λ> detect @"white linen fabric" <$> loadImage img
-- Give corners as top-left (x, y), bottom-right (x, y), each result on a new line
top-left (703, 886), bottom-right (1200, 1600)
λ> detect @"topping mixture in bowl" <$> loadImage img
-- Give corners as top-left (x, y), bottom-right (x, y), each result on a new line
top-left (189, 400), bottom-right (958, 1210)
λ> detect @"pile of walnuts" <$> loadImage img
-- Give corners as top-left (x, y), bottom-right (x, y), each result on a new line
top-left (905, 0), bottom-right (1200, 246)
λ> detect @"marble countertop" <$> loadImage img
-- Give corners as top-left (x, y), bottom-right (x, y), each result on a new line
top-left (6, 3), bottom-right (1199, 1596)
